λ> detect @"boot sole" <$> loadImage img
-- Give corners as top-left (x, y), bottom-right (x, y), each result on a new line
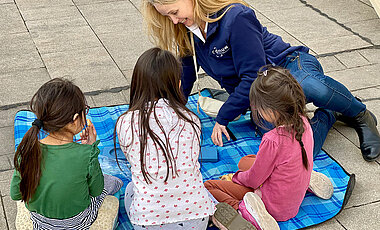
top-left (243, 192), bottom-right (279, 230)
top-left (214, 202), bottom-right (257, 230)
top-left (309, 171), bottom-right (334, 200)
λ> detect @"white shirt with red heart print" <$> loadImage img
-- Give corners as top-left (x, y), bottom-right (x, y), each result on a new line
top-left (117, 99), bottom-right (216, 226)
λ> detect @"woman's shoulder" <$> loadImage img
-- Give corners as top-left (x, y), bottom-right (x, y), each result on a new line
top-left (222, 3), bottom-right (255, 17)
top-left (217, 3), bottom-right (259, 28)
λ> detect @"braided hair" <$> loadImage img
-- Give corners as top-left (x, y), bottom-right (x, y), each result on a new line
top-left (250, 65), bottom-right (309, 170)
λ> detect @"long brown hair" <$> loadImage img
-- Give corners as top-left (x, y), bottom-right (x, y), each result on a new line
top-left (14, 78), bottom-right (87, 203)
top-left (143, 0), bottom-right (248, 57)
top-left (115, 47), bottom-right (201, 184)
top-left (250, 66), bottom-right (309, 170)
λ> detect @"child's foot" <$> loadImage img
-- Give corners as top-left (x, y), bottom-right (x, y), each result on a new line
top-left (242, 192), bottom-right (279, 230)
top-left (308, 170), bottom-right (334, 199)
top-left (213, 202), bottom-right (256, 230)
top-left (103, 174), bottom-right (123, 195)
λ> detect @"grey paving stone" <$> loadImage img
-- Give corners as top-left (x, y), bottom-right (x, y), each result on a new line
top-left (304, 34), bottom-right (372, 55)
top-left (0, 0), bottom-right (13, 4)
top-left (262, 6), bottom-right (372, 54)
top-left (348, 18), bottom-right (380, 45)
top-left (30, 25), bottom-right (102, 54)
top-left (0, 105), bottom-right (28, 128)
top-left (304, 0), bottom-right (378, 24)
top-left (323, 128), bottom-right (380, 208)
top-left (328, 64), bottom-right (380, 91)
top-left (85, 95), bottom-right (96, 108)
top-left (0, 156), bottom-right (12, 172)
top-left (0, 127), bottom-right (15, 156)
top-left (308, 218), bottom-right (345, 230)
top-left (358, 48), bottom-right (380, 64)
top-left (0, 33), bottom-right (44, 73)
top-left (317, 56), bottom-right (346, 73)
top-left (335, 51), bottom-right (371, 69)
top-left (262, 6), bottom-right (353, 41)
top-left (246, 0), bottom-right (304, 13)
top-left (264, 23), bottom-right (307, 48)
top-left (0, 196), bottom-right (7, 230)
top-left (42, 47), bottom-right (128, 92)
top-left (96, 23), bottom-right (153, 71)
top-left (15, 0), bottom-right (73, 10)
top-left (26, 14), bottom-right (88, 31)
top-left (78, 1), bottom-right (138, 26)
top-left (0, 170), bottom-right (13, 197)
top-left (73, 0), bottom-right (128, 5)
top-left (121, 89), bottom-right (130, 104)
top-left (361, 0), bottom-right (372, 6)
top-left (2, 195), bottom-right (16, 230)
top-left (6, 153), bottom-right (14, 169)
top-left (128, 0), bottom-right (142, 10)
top-left (20, 5), bottom-right (81, 22)
top-left (91, 92), bottom-right (128, 107)
top-left (336, 201), bottom-right (380, 229)
top-left (0, 68), bottom-right (51, 107)
top-left (0, 3), bottom-right (27, 35)
top-left (254, 11), bottom-right (271, 25)
top-left (121, 69), bottom-right (133, 85)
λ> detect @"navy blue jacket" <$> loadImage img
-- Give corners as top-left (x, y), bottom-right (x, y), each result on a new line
top-left (181, 4), bottom-right (309, 126)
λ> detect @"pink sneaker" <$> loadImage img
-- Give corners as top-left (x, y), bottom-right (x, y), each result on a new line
top-left (239, 192), bottom-right (279, 230)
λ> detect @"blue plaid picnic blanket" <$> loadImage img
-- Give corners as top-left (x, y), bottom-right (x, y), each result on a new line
top-left (14, 90), bottom-right (354, 230)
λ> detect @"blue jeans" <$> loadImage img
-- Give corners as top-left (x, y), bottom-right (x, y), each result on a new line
top-left (282, 51), bottom-right (366, 157)
top-left (254, 51), bottom-right (365, 158)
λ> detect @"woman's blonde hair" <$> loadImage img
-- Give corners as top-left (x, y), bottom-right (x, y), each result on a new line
top-left (143, 0), bottom-right (248, 57)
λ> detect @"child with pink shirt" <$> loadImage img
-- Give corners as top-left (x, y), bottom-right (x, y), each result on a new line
top-left (116, 48), bottom-right (215, 230)
top-left (206, 66), bottom-right (333, 230)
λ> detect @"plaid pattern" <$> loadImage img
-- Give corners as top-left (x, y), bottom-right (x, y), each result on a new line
top-left (14, 90), bottom-right (352, 230)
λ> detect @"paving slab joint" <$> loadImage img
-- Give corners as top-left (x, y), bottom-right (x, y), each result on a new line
top-left (345, 199), bottom-right (380, 210)
top-left (299, 0), bottom-right (374, 46)
top-left (335, 218), bottom-right (348, 230)
top-left (71, 1), bottom-right (128, 81)
top-left (316, 45), bottom-right (380, 58)
top-left (0, 85), bottom-right (131, 111)
top-left (0, 194), bottom-right (10, 230)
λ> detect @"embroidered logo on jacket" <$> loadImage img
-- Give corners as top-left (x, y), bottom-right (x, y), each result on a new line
top-left (212, 45), bottom-right (230, 58)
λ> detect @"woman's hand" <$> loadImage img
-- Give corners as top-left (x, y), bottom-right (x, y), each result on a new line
top-left (211, 122), bottom-right (230, 147)
top-left (80, 120), bottom-right (97, 145)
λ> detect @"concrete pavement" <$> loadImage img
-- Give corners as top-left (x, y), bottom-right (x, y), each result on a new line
top-left (1, 0), bottom-right (380, 229)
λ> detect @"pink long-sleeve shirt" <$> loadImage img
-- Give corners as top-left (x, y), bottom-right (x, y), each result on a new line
top-left (232, 116), bottom-right (313, 221)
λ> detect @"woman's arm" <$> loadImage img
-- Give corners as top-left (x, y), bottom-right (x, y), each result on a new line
top-left (216, 7), bottom-right (267, 126)
top-left (212, 7), bottom-right (267, 146)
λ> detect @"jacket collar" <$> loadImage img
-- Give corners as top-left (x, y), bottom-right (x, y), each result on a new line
top-left (206, 10), bottom-right (223, 39)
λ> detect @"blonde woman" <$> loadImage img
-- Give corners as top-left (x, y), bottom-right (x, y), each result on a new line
top-left (143, 0), bottom-right (380, 161)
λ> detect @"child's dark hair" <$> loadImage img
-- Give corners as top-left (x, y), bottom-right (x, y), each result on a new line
top-left (114, 47), bottom-right (201, 184)
top-left (250, 66), bottom-right (309, 170)
top-left (14, 78), bottom-right (87, 203)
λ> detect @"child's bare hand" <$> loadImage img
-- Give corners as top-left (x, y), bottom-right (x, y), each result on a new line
top-left (80, 119), bottom-right (97, 145)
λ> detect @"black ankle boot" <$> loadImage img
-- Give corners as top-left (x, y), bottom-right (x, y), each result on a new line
top-left (338, 110), bottom-right (380, 161)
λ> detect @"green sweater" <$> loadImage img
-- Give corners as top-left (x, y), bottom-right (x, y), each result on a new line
top-left (10, 140), bottom-right (104, 219)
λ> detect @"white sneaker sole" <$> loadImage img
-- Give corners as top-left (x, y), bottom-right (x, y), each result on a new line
top-left (309, 170), bottom-right (334, 200)
top-left (243, 192), bottom-right (279, 230)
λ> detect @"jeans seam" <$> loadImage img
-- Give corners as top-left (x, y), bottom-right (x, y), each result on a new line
top-left (298, 53), bottom-right (351, 100)
top-left (296, 53), bottom-right (353, 111)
